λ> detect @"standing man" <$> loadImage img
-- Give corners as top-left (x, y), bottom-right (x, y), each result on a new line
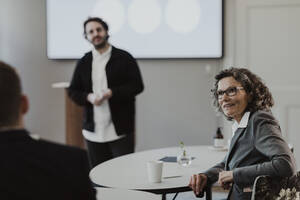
top-left (0, 61), bottom-right (96, 200)
top-left (68, 17), bottom-right (144, 168)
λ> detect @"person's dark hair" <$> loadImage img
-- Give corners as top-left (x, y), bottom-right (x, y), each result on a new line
top-left (0, 61), bottom-right (22, 127)
top-left (83, 17), bottom-right (109, 38)
top-left (212, 67), bottom-right (274, 120)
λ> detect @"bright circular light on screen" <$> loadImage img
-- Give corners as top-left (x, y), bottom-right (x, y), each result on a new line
top-left (128, 0), bottom-right (162, 34)
top-left (91, 0), bottom-right (125, 35)
top-left (165, 0), bottom-right (201, 34)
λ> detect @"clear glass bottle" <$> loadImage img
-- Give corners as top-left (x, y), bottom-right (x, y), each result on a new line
top-left (177, 142), bottom-right (192, 166)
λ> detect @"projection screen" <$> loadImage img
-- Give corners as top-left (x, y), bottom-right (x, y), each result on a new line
top-left (46, 0), bottom-right (223, 59)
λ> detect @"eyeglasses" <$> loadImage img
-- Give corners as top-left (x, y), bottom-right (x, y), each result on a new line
top-left (215, 86), bottom-right (244, 99)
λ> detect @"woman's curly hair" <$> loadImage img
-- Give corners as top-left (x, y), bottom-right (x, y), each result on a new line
top-left (212, 67), bottom-right (274, 119)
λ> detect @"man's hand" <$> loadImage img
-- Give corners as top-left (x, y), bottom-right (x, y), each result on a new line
top-left (218, 171), bottom-right (233, 190)
top-left (87, 93), bottom-right (102, 105)
top-left (189, 173), bottom-right (207, 196)
top-left (102, 89), bottom-right (112, 99)
top-left (87, 89), bottom-right (112, 106)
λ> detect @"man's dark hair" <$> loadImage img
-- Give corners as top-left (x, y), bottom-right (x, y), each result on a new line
top-left (211, 67), bottom-right (274, 120)
top-left (83, 17), bottom-right (109, 37)
top-left (0, 61), bottom-right (22, 127)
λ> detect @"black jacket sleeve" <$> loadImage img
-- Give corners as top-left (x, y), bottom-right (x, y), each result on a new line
top-left (204, 156), bottom-right (227, 184)
top-left (109, 53), bottom-right (144, 100)
top-left (68, 59), bottom-right (90, 106)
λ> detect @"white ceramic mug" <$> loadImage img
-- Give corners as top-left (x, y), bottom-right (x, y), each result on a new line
top-left (147, 161), bottom-right (163, 183)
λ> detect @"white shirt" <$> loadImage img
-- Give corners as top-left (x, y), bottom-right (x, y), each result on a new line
top-left (231, 111), bottom-right (251, 137)
top-left (83, 46), bottom-right (125, 143)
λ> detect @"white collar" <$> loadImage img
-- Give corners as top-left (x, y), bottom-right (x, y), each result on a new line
top-left (92, 45), bottom-right (112, 58)
top-left (232, 111), bottom-right (250, 136)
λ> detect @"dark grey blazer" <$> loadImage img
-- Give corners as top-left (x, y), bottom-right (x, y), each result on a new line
top-left (204, 110), bottom-right (296, 200)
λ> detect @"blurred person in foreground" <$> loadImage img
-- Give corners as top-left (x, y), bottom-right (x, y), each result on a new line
top-left (0, 61), bottom-right (96, 200)
top-left (189, 67), bottom-right (296, 200)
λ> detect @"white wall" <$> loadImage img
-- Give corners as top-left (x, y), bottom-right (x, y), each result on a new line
top-left (136, 60), bottom-right (220, 150)
top-left (0, 0), bottom-right (74, 143)
top-left (0, 0), bottom-right (220, 150)
top-left (222, 0), bottom-right (300, 169)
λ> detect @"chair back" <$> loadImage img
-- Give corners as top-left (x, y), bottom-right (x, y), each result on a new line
top-left (251, 171), bottom-right (300, 200)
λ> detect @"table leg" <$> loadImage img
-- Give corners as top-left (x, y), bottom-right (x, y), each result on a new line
top-left (162, 194), bottom-right (166, 200)
top-left (172, 193), bottom-right (179, 200)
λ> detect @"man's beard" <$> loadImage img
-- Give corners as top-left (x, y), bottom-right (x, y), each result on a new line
top-left (93, 36), bottom-right (108, 50)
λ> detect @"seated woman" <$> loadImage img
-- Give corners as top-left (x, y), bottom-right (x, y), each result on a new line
top-left (189, 68), bottom-right (296, 200)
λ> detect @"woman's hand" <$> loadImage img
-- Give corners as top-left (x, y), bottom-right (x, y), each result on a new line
top-left (189, 173), bottom-right (207, 196)
top-left (218, 170), bottom-right (233, 189)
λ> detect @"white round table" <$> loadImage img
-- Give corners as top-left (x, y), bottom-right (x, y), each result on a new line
top-left (90, 145), bottom-right (227, 199)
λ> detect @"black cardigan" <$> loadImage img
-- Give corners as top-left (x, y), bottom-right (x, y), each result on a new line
top-left (68, 46), bottom-right (144, 135)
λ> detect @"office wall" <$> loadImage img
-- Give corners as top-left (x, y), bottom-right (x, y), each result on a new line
top-left (0, 0), bottom-right (220, 150)
top-left (222, 0), bottom-right (300, 169)
top-left (0, 0), bottom-right (73, 143)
